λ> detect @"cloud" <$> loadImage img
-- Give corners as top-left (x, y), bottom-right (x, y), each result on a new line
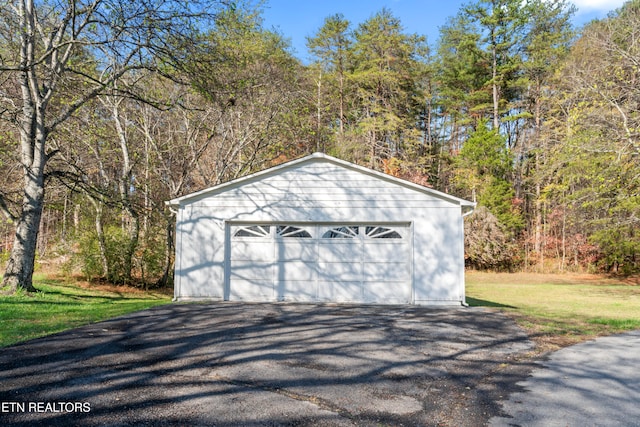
top-left (571, 0), bottom-right (626, 13)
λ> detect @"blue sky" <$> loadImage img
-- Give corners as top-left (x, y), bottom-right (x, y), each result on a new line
top-left (260, 0), bottom-right (627, 62)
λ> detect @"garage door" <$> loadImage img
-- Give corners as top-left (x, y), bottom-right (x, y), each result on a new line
top-left (228, 224), bottom-right (411, 303)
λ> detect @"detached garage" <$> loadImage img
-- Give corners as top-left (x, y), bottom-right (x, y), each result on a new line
top-left (167, 153), bottom-right (475, 305)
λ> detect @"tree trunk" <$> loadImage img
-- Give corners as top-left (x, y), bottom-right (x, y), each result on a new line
top-left (316, 69), bottom-right (323, 152)
top-left (492, 42), bottom-right (500, 130)
top-left (2, 158), bottom-right (45, 294)
top-left (338, 61), bottom-right (345, 139)
top-left (123, 210), bottom-right (140, 284)
top-left (89, 197), bottom-right (109, 278)
top-left (535, 180), bottom-right (543, 271)
top-left (156, 212), bottom-right (175, 288)
top-left (112, 96), bottom-right (140, 284)
top-left (3, 29), bottom-right (49, 293)
top-left (2, 0), bottom-right (50, 294)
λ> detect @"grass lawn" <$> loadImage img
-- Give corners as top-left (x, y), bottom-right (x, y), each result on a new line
top-left (0, 275), bottom-right (171, 348)
top-left (466, 271), bottom-right (640, 351)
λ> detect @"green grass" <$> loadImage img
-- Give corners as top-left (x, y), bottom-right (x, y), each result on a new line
top-left (0, 275), bottom-right (171, 348)
top-left (466, 271), bottom-right (640, 348)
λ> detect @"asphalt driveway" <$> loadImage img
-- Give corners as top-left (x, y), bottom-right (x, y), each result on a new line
top-left (490, 329), bottom-right (640, 427)
top-left (0, 303), bottom-right (534, 426)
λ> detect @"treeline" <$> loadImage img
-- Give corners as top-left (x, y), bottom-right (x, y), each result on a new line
top-left (1, 0), bottom-right (639, 291)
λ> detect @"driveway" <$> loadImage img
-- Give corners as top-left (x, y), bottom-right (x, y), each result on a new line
top-left (490, 329), bottom-right (640, 427)
top-left (0, 303), bottom-right (534, 426)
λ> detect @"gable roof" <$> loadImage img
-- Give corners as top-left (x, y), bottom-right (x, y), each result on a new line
top-left (166, 152), bottom-right (476, 213)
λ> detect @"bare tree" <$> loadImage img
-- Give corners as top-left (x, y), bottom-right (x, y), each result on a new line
top-left (0, 0), bottom-right (217, 293)
top-left (134, 79), bottom-right (219, 287)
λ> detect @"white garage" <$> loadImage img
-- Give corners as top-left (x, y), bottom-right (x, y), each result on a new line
top-left (167, 153), bottom-right (475, 305)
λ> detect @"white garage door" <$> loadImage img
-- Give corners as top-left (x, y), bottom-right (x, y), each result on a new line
top-left (228, 224), bottom-right (411, 303)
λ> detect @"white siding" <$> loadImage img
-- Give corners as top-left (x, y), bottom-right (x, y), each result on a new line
top-left (174, 206), bottom-right (226, 300)
top-left (186, 163), bottom-right (453, 218)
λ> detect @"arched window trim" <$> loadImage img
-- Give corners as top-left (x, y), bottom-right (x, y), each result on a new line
top-left (234, 225), bottom-right (271, 238)
top-left (365, 226), bottom-right (402, 239)
top-left (277, 225), bottom-right (312, 238)
top-left (322, 225), bottom-right (402, 239)
top-left (322, 226), bottom-right (359, 239)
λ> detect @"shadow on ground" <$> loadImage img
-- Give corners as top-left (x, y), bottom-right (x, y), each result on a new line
top-left (0, 303), bottom-right (535, 426)
top-left (465, 297), bottom-right (516, 309)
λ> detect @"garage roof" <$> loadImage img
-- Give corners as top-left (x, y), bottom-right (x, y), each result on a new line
top-left (166, 152), bottom-right (476, 214)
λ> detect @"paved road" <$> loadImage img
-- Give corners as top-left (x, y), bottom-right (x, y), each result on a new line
top-left (490, 330), bottom-right (640, 427)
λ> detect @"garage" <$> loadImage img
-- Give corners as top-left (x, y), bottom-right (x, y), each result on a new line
top-left (167, 153), bottom-right (475, 305)
top-left (229, 224), bottom-right (411, 303)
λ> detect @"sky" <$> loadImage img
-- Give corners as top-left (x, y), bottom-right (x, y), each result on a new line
top-left (260, 0), bottom-right (627, 62)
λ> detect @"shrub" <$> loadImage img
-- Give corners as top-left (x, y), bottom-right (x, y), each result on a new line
top-left (465, 206), bottom-right (519, 270)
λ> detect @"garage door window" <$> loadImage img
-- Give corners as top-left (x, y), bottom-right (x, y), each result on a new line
top-left (365, 226), bottom-right (402, 239)
top-left (277, 225), bottom-right (312, 238)
top-left (322, 226), bottom-right (402, 239)
top-left (234, 225), bottom-right (270, 238)
top-left (322, 226), bottom-right (359, 238)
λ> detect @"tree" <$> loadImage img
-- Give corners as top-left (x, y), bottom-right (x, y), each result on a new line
top-left (435, 0), bottom-right (575, 270)
top-left (43, 3), bottom-right (303, 286)
top-left (184, 5), bottom-right (307, 176)
top-left (307, 13), bottom-right (353, 151)
top-left (350, 8), bottom-right (428, 167)
top-left (434, 11), bottom-right (492, 169)
top-left (464, 0), bottom-right (529, 131)
top-left (519, 0), bottom-right (574, 270)
top-left (133, 80), bottom-right (217, 287)
top-left (455, 119), bottom-right (522, 235)
top-left (0, 0), bottom-right (218, 293)
top-left (543, 0), bottom-right (640, 273)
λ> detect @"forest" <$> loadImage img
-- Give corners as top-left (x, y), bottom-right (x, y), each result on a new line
top-left (1, 0), bottom-right (639, 293)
